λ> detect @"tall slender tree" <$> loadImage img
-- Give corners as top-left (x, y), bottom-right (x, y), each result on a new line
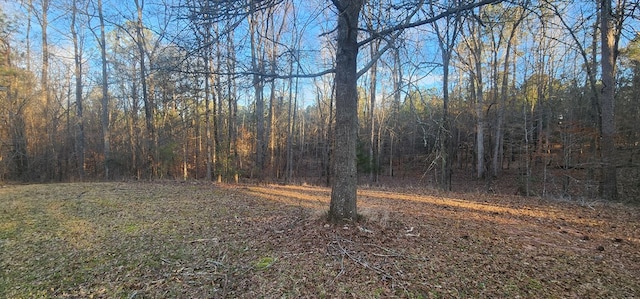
top-left (97, 0), bottom-right (110, 179)
top-left (71, 0), bottom-right (85, 180)
top-left (249, 0), bottom-right (266, 179)
top-left (431, 0), bottom-right (463, 190)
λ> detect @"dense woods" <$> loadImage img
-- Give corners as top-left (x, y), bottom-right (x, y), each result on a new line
top-left (1, 0), bottom-right (639, 204)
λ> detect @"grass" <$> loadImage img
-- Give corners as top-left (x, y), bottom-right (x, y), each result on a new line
top-left (1, 181), bottom-right (639, 298)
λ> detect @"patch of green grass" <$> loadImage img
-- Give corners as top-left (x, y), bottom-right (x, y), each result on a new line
top-left (527, 277), bottom-right (543, 290)
top-left (0, 221), bottom-right (18, 239)
top-left (122, 223), bottom-right (142, 234)
top-left (255, 256), bottom-right (275, 270)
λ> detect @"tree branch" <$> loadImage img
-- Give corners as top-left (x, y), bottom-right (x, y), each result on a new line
top-left (357, 0), bottom-right (505, 48)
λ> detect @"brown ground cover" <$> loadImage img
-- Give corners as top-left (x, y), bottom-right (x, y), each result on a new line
top-left (1, 181), bottom-right (638, 298)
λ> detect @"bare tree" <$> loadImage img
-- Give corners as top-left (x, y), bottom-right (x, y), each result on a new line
top-left (0, 20), bottom-right (32, 181)
top-left (328, 0), bottom-right (503, 221)
top-left (430, 0), bottom-right (464, 190)
top-left (249, 0), bottom-right (266, 180)
top-left (546, 0), bottom-right (633, 199)
top-left (71, 0), bottom-right (85, 180)
top-left (41, 0), bottom-right (52, 178)
top-left (490, 4), bottom-right (527, 179)
top-left (599, 0), bottom-right (618, 200)
top-left (459, 8), bottom-right (487, 179)
top-left (96, 0), bottom-right (111, 179)
top-left (363, 1), bottom-right (382, 184)
top-left (329, 0), bottom-right (364, 222)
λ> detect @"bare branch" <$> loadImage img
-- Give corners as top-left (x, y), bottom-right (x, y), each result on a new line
top-left (357, 0), bottom-right (505, 48)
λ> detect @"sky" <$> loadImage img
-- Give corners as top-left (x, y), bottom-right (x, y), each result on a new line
top-left (2, 0), bottom-right (639, 110)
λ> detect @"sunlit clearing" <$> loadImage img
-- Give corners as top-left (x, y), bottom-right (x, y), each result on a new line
top-left (47, 201), bottom-right (98, 250)
top-left (245, 186), bottom-right (328, 209)
top-left (58, 219), bottom-right (98, 250)
top-left (243, 185), bottom-right (602, 227)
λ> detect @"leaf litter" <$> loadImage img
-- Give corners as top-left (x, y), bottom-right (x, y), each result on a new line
top-left (0, 181), bottom-right (638, 298)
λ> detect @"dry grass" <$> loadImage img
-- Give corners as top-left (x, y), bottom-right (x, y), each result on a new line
top-left (1, 181), bottom-right (638, 298)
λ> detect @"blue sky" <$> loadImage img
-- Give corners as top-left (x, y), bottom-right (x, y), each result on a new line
top-left (3, 0), bottom-right (639, 111)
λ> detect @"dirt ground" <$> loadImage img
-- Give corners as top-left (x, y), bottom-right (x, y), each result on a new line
top-left (1, 181), bottom-right (638, 298)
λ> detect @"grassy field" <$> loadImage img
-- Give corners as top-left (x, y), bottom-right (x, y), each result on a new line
top-left (1, 181), bottom-right (638, 298)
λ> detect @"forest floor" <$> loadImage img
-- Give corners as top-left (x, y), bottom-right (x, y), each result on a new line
top-left (1, 181), bottom-right (639, 298)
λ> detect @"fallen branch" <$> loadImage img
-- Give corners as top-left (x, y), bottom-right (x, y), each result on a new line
top-left (327, 236), bottom-right (395, 282)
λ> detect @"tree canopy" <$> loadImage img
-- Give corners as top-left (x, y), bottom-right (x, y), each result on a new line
top-left (1, 0), bottom-right (639, 203)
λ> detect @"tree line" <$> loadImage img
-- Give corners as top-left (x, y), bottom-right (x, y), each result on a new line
top-left (0, 0), bottom-right (639, 219)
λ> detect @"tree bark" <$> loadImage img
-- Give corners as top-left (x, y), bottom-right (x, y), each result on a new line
top-left (600, 0), bottom-right (617, 200)
top-left (329, 0), bottom-right (363, 222)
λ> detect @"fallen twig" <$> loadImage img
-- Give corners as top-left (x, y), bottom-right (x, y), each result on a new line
top-left (327, 236), bottom-right (396, 283)
top-left (186, 238), bottom-right (219, 243)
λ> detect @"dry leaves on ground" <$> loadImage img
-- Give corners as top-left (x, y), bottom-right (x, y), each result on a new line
top-left (0, 181), bottom-right (638, 298)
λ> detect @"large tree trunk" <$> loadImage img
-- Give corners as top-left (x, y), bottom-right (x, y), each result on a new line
top-left (329, 0), bottom-right (363, 222)
top-left (599, 0), bottom-right (617, 200)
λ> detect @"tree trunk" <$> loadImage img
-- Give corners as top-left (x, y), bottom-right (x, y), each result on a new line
top-left (441, 52), bottom-right (452, 190)
top-left (599, 0), bottom-right (617, 200)
top-left (227, 31), bottom-right (239, 182)
top-left (391, 47), bottom-right (402, 178)
top-left (134, 0), bottom-right (156, 178)
top-left (249, 0), bottom-right (265, 179)
top-left (204, 48), bottom-right (213, 181)
top-left (326, 79), bottom-right (335, 187)
top-left (203, 8), bottom-right (214, 181)
top-left (329, 0), bottom-right (363, 222)
top-left (130, 70), bottom-right (140, 178)
top-left (368, 39), bottom-right (379, 184)
top-left (432, 8), bottom-right (459, 190)
top-left (286, 59), bottom-right (295, 183)
top-left (39, 0), bottom-right (55, 179)
top-left (71, 0), bottom-right (85, 180)
top-left (493, 12), bottom-right (523, 178)
top-left (98, 0), bottom-right (110, 180)
top-left (474, 32), bottom-right (485, 179)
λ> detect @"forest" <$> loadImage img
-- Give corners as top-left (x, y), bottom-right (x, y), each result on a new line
top-left (2, 1), bottom-right (640, 297)
top-left (1, 0), bottom-right (639, 209)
